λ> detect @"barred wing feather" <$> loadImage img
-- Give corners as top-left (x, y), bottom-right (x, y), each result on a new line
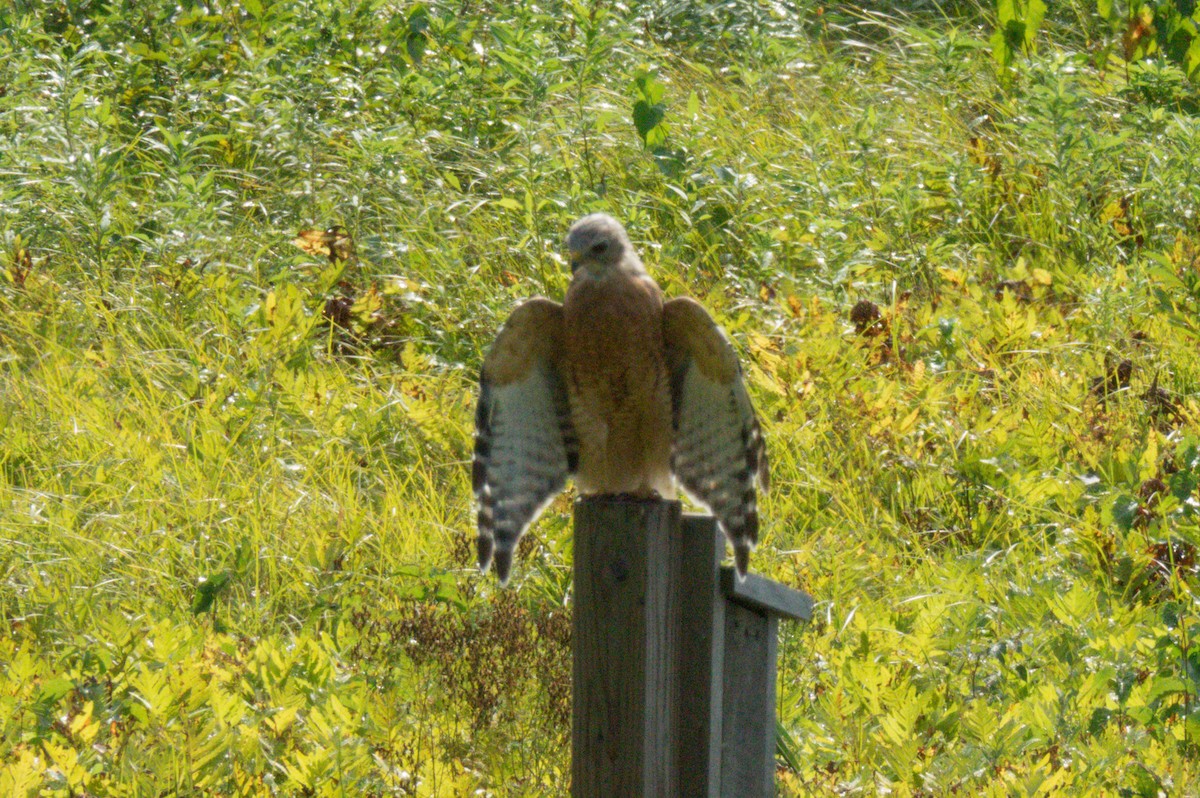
top-left (662, 298), bottom-right (769, 578)
top-left (472, 298), bottom-right (577, 585)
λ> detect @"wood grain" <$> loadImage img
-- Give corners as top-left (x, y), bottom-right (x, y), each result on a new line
top-left (572, 496), bottom-right (681, 797)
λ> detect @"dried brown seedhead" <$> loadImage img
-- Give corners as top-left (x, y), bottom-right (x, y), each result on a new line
top-left (1090, 356), bottom-right (1133, 401)
top-left (850, 300), bottom-right (884, 335)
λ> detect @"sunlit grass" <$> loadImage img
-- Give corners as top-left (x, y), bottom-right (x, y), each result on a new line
top-left (2, 0), bottom-right (1199, 794)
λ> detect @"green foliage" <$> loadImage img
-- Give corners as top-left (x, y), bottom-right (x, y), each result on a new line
top-left (632, 66), bottom-right (670, 147)
top-left (992, 0), bottom-right (1048, 68)
top-left (1096, 0), bottom-right (1200, 80)
top-left (1, 0), bottom-right (1200, 794)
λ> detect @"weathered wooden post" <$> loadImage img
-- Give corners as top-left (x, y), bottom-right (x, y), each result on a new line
top-left (572, 496), bottom-right (682, 797)
top-left (573, 499), bottom-right (812, 797)
top-left (676, 514), bottom-right (812, 796)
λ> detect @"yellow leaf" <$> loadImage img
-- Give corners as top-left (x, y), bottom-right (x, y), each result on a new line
top-left (1139, 434), bottom-right (1159, 482)
top-left (1031, 268), bottom-right (1052, 286)
top-left (352, 284), bottom-right (384, 317)
top-left (1123, 6), bottom-right (1155, 60)
top-left (895, 406), bottom-right (920, 436)
top-left (967, 135), bottom-right (989, 166)
top-left (0, 746), bottom-right (46, 797)
top-left (41, 741), bottom-right (87, 788)
top-left (1100, 197), bottom-right (1135, 236)
top-left (292, 227), bottom-right (355, 263)
top-left (938, 267), bottom-right (966, 287)
top-left (910, 359), bottom-right (926, 384)
top-left (68, 701), bottom-right (99, 744)
top-left (265, 705), bottom-right (299, 736)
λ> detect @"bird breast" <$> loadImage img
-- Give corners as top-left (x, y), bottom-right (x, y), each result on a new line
top-left (563, 274), bottom-right (673, 494)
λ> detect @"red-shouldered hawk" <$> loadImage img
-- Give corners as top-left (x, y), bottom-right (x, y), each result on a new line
top-left (473, 213), bottom-right (769, 585)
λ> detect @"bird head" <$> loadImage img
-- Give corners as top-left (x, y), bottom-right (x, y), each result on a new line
top-left (565, 213), bottom-right (643, 277)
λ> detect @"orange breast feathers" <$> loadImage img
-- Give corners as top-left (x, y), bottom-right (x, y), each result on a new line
top-left (562, 272), bottom-right (674, 496)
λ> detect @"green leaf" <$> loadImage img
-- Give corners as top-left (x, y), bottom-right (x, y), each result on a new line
top-left (1088, 707), bottom-right (1113, 736)
top-left (1187, 34), bottom-right (1200, 79)
top-left (1167, 26), bottom-right (1194, 65)
top-left (1127, 763), bottom-right (1164, 798)
top-left (991, 0), bottom-right (1046, 65)
top-left (776, 720), bottom-right (803, 772)
top-left (407, 5), bottom-right (431, 64)
top-left (1145, 675), bottom-right (1187, 704)
top-left (128, 42), bottom-right (169, 63)
top-left (633, 67), bottom-right (665, 105)
top-left (1025, 0), bottom-right (1046, 48)
top-left (991, 28), bottom-right (1014, 67)
top-left (1187, 713), bottom-right (1200, 746)
top-left (632, 67), bottom-right (669, 147)
top-left (35, 677), bottom-right (74, 708)
top-left (633, 101), bottom-right (667, 145)
top-left (191, 571), bottom-right (233, 614)
top-left (1111, 495), bottom-right (1140, 531)
top-left (1162, 601), bottom-right (1183, 628)
top-left (1169, 469), bottom-right (1198, 502)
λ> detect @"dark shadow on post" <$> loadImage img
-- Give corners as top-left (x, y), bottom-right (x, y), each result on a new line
top-left (572, 498), bottom-right (812, 798)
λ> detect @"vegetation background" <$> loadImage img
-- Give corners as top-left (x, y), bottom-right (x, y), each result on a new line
top-left (2, 0), bottom-right (1199, 794)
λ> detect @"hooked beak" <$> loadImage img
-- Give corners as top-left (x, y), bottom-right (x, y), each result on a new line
top-left (567, 247), bottom-right (583, 273)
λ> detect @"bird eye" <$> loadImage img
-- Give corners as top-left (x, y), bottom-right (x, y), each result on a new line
top-left (590, 241), bottom-right (609, 255)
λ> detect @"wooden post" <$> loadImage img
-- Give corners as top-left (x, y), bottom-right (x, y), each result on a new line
top-left (673, 516), bottom-right (812, 797)
top-left (717, 560), bottom-right (812, 797)
top-left (674, 515), bottom-right (726, 796)
top-left (572, 502), bottom-right (812, 797)
top-left (572, 496), bottom-right (681, 798)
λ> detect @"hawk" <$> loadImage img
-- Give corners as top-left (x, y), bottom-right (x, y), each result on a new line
top-left (472, 213), bottom-right (769, 585)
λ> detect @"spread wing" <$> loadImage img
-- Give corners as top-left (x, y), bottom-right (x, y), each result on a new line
top-left (473, 298), bottom-right (577, 585)
top-left (662, 297), bottom-right (769, 578)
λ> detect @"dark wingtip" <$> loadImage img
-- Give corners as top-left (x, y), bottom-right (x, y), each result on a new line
top-left (734, 542), bottom-right (751, 579)
top-left (476, 534), bottom-right (494, 574)
top-left (471, 456), bottom-right (488, 494)
top-left (494, 548), bottom-right (514, 587)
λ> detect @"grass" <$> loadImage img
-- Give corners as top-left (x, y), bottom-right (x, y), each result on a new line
top-left (2, 0), bottom-right (1199, 795)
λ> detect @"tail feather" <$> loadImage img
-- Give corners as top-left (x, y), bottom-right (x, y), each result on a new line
top-left (493, 547), bottom-right (514, 587)
top-left (733, 539), bottom-right (752, 580)
top-left (725, 499), bottom-right (758, 579)
top-left (476, 533), bottom-right (494, 575)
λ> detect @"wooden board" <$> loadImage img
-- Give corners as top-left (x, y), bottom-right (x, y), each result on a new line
top-left (719, 603), bottom-right (778, 796)
top-left (721, 567), bottom-right (813, 621)
top-left (572, 497), bottom-right (681, 797)
top-left (674, 515), bottom-right (724, 797)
